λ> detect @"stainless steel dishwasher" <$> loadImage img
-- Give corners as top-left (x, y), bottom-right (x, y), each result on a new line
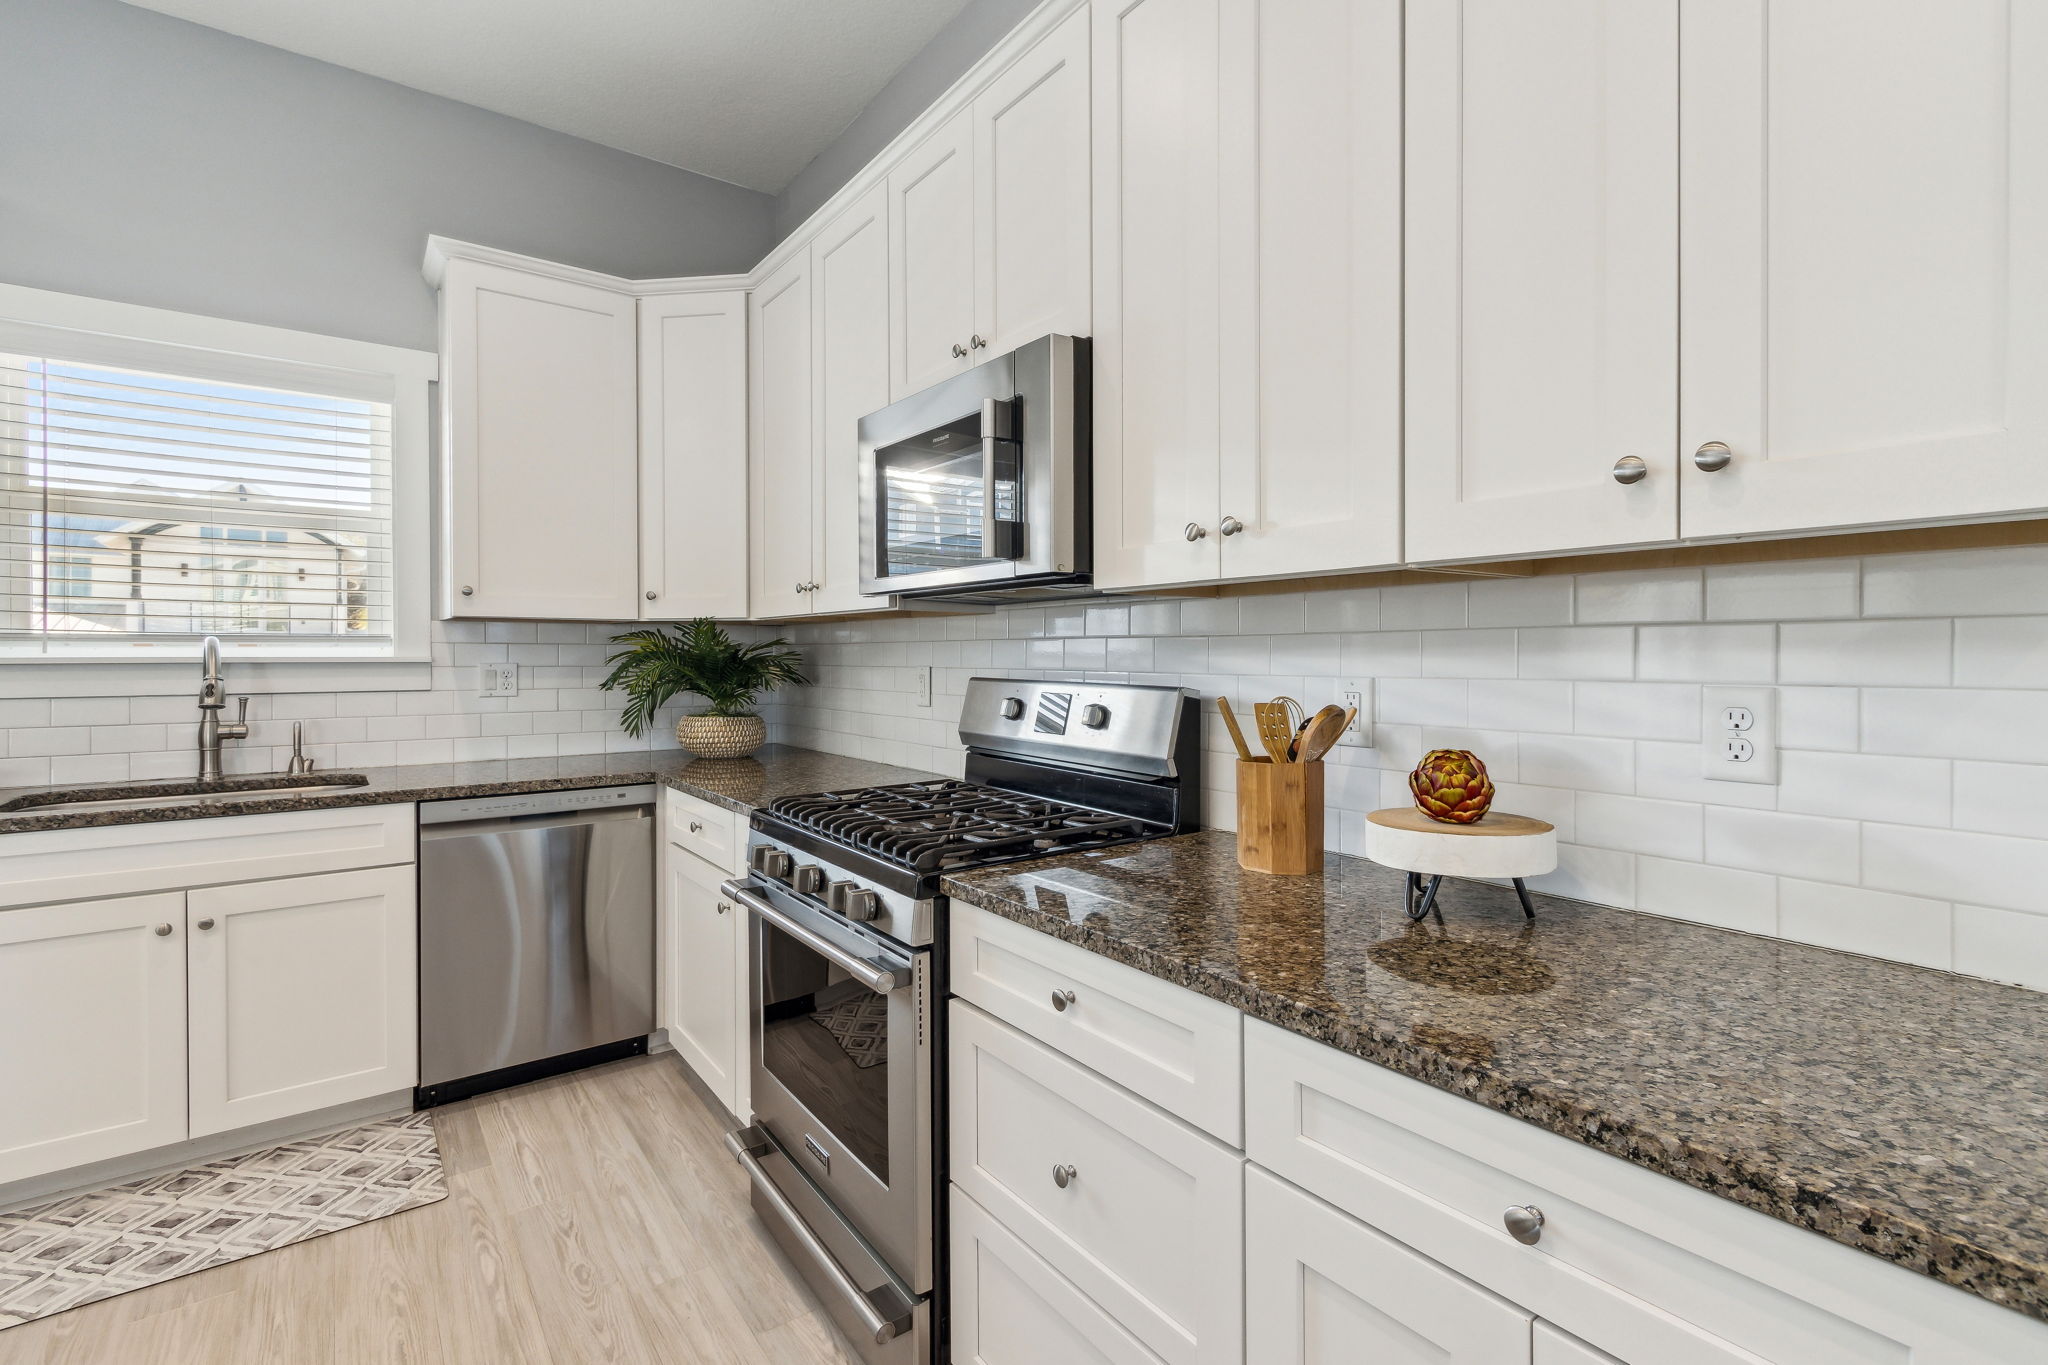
top-left (415, 784), bottom-right (655, 1107)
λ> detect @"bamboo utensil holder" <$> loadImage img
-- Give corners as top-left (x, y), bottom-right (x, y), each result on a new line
top-left (1236, 756), bottom-right (1324, 875)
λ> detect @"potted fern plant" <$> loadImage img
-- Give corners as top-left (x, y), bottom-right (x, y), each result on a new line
top-left (600, 618), bottom-right (809, 759)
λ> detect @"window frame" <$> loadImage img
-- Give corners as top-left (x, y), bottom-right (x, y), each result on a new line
top-left (0, 282), bottom-right (436, 696)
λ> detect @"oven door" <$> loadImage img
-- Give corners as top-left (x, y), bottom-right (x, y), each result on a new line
top-left (728, 876), bottom-right (933, 1292)
top-left (858, 334), bottom-right (1088, 597)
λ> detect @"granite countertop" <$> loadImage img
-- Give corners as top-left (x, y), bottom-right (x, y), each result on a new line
top-left (943, 830), bottom-right (2048, 1323)
top-left (0, 745), bottom-right (943, 835)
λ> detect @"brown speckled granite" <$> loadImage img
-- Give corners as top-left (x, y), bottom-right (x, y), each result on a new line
top-left (943, 830), bottom-right (2048, 1323)
top-left (0, 745), bottom-right (941, 835)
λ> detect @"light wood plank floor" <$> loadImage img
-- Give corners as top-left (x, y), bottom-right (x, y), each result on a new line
top-left (0, 1055), bottom-right (866, 1365)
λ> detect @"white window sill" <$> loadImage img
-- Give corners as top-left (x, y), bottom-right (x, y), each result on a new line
top-left (0, 656), bottom-right (434, 699)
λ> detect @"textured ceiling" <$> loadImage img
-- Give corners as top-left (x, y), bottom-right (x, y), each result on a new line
top-left (117, 0), bottom-right (974, 192)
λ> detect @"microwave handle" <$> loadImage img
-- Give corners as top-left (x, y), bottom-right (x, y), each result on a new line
top-left (981, 397), bottom-right (1021, 556)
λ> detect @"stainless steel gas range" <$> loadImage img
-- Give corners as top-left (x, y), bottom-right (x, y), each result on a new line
top-left (722, 678), bottom-right (1202, 1365)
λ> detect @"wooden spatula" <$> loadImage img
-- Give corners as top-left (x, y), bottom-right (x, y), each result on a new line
top-left (1216, 697), bottom-right (1254, 761)
top-left (1252, 699), bottom-right (1298, 764)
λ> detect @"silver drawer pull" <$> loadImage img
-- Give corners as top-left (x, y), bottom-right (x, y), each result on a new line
top-left (1052, 1163), bottom-right (1077, 1189)
top-left (1051, 988), bottom-right (1076, 1012)
top-left (1504, 1204), bottom-right (1545, 1245)
top-left (153, 923), bottom-right (173, 936)
top-left (1611, 456), bottom-right (1648, 485)
top-left (196, 918), bottom-right (216, 931)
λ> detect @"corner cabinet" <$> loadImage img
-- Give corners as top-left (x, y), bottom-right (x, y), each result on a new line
top-left (638, 288), bottom-right (749, 619)
top-left (432, 251), bottom-right (641, 619)
top-left (1091, 0), bottom-right (1402, 592)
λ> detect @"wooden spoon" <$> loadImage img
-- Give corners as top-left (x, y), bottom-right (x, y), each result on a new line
top-left (1216, 696), bottom-right (1254, 761)
top-left (1292, 705), bottom-right (1352, 764)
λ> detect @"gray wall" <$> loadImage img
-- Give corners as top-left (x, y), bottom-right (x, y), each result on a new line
top-left (771, 0), bottom-right (1042, 242)
top-left (0, 0), bottom-right (774, 351)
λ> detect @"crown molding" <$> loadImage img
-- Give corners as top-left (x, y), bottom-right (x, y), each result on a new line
top-left (422, 236), bottom-right (751, 297)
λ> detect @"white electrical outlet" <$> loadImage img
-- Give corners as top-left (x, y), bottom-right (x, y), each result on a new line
top-left (1337, 680), bottom-right (1374, 748)
top-left (914, 664), bottom-right (933, 708)
top-left (478, 662), bottom-right (519, 697)
top-left (1703, 686), bottom-right (1776, 784)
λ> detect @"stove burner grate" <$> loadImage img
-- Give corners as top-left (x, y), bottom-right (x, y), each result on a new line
top-left (765, 780), bottom-right (1158, 872)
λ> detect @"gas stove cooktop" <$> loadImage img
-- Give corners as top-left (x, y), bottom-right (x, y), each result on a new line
top-left (761, 779), bottom-right (1162, 875)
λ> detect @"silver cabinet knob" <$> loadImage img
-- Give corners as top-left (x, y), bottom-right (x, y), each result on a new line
top-left (951, 342), bottom-right (969, 358)
top-left (1611, 456), bottom-right (1648, 485)
top-left (1219, 515), bottom-right (1244, 536)
top-left (1052, 1163), bottom-right (1077, 1189)
top-left (1184, 522), bottom-right (1208, 541)
top-left (1693, 440), bottom-right (1733, 472)
top-left (795, 581), bottom-right (806, 593)
top-left (1503, 1205), bottom-right (1545, 1245)
top-left (154, 922), bottom-right (173, 936)
top-left (1051, 988), bottom-right (1076, 1012)
top-left (715, 901), bottom-right (728, 915)
top-left (461, 586), bottom-right (474, 596)
top-left (970, 335), bottom-right (988, 350)
top-left (688, 820), bottom-right (704, 834)
top-left (196, 918), bottom-right (216, 931)
top-left (646, 590), bottom-right (657, 601)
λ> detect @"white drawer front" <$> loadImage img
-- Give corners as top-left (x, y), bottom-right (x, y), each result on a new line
top-left (663, 786), bottom-right (736, 868)
top-left (951, 904), bottom-right (1243, 1143)
top-left (0, 804), bottom-right (415, 909)
top-left (950, 1185), bottom-right (1168, 1365)
top-left (950, 1001), bottom-right (1243, 1365)
top-left (1245, 1020), bottom-right (1911, 1365)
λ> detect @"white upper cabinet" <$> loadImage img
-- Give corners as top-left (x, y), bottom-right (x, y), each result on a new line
top-left (1091, 0), bottom-right (1227, 590)
top-left (889, 112), bottom-right (978, 398)
top-left (973, 7), bottom-right (1093, 359)
top-left (1215, 0), bottom-right (1402, 579)
top-left (748, 250), bottom-right (817, 619)
top-left (1404, 0), bottom-right (1680, 563)
top-left (436, 255), bottom-right (640, 618)
top-left (638, 289), bottom-right (748, 619)
top-left (811, 183), bottom-right (896, 617)
top-left (1678, 0), bottom-right (2048, 539)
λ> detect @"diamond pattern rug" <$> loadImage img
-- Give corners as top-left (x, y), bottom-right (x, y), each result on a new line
top-left (811, 989), bottom-right (890, 1069)
top-left (0, 1111), bottom-right (444, 1330)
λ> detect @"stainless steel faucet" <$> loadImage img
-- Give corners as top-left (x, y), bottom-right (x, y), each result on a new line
top-left (196, 635), bottom-right (249, 782)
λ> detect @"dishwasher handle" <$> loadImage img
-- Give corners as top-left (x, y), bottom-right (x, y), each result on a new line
top-left (419, 803), bottom-right (651, 840)
top-left (723, 879), bottom-right (908, 994)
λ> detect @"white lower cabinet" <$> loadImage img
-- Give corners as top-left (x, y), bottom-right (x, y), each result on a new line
top-left (1535, 1323), bottom-right (1623, 1365)
top-left (1246, 1165), bottom-right (1533, 1363)
top-left (186, 866), bottom-right (417, 1138)
top-left (660, 839), bottom-right (742, 1116)
top-left (949, 1000), bottom-right (1243, 1365)
top-left (0, 892), bottom-right (189, 1185)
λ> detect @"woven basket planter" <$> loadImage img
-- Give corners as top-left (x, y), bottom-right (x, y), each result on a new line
top-left (675, 713), bottom-right (767, 760)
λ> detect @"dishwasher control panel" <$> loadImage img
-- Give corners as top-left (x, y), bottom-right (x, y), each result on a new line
top-left (419, 783), bottom-right (656, 824)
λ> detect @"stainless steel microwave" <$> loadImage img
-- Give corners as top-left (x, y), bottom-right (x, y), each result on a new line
top-left (857, 334), bottom-right (1090, 601)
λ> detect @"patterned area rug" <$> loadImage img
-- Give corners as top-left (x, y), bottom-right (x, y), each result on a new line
top-left (0, 1111), bottom-right (444, 1330)
top-left (811, 990), bottom-right (890, 1069)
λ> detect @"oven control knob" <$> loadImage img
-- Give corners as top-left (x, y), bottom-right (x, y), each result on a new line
top-left (825, 880), bottom-right (856, 912)
top-left (841, 889), bottom-right (882, 923)
top-left (1081, 703), bottom-right (1110, 729)
top-left (793, 865), bottom-right (827, 896)
top-left (1000, 696), bottom-right (1025, 721)
top-left (760, 850), bottom-right (794, 881)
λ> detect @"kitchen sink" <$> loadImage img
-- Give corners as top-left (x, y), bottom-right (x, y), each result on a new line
top-left (0, 772), bottom-right (371, 814)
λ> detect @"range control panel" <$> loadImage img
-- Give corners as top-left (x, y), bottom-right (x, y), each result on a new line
top-left (960, 677), bottom-right (1194, 779)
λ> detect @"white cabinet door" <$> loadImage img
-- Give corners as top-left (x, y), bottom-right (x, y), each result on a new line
top-left (1535, 1323), bottom-right (1622, 1365)
top-left (973, 7), bottom-right (1092, 359)
top-left (810, 183), bottom-right (895, 617)
top-left (950, 1185), bottom-right (1169, 1365)
top-left (1247, 1166), bottom-right (1533, 1365)
top-left (1678, 1), bottom-right (2048, 539)
top-left (1404, 0), bottom-right (1679, 562)
top-left (889, 112), bottom-right (978, 399)
top-left (749, 251), bottom-right (817, 618)
top-left (1215, 0), bottom-right (1402, 579)
top-left (1091, 0), bottom-right (1226, 590)
top-left (662, 843), bottom-right (740, 1116)
top-left (638, 289), bottom-right (748, 620)
top-left (438, 258), bottom-right (639, 619)
top-left (0, 893), bottom-right (188, 1185)
top-left (186, 866), bottom-right (417, 1138)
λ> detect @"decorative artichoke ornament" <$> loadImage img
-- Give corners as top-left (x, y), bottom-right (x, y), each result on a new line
top-left (1409, 748), bottom-right (1496, 825)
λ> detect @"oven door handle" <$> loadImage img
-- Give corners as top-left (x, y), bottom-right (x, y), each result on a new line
top-left (725, 1129), bottom-right (914, 1346)
top-left (724, 880), bottom-right (908, 994)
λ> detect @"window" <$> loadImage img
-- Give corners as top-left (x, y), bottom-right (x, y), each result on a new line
top-left (0, 283), bottom-right (434, 672)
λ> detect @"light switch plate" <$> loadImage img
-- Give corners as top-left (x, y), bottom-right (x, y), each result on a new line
top-left (1337, 680), bottom-right (1374, 748)
top-left (913, 665), bottom-right (933, 708)
top-left (478, 662), bottom-right (518, 697)
top-left (1703, 685), bottom-right (1776, 784)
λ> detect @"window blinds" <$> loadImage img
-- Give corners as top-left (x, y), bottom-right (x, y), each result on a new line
top-left (0, 354), bottom-right (393, 647)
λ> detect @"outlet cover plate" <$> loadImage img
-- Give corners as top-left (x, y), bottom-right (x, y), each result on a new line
top-left (913, 664), bottom-right (933, 708)
top-left (1703, 685), bottom-right (1776, 784)
top-left (478, 662), bottom-right (518, 697)
top-left (1337, 680), bottom-right (1374, 748)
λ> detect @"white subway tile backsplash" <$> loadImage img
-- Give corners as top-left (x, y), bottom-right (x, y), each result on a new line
top-left (1780, 619), bottom-right (1952, 686)
top-left (1340, 632), bottom-right (1420, 678)
top-left (1128, 600), bottom-right (1180, 636)
top-left (1575, 569), bottom-right (1703, 624)
top-left (1634, 856), bottom-right (1775, 933)
top-left (1380, 582), bottom-right (1467, 630)
top-left (1952, 616), bottom-right (2048, 688)
top-left (1178, 598), bottom-right (1240, 636)
top-left (1776, 750), bottom-right (1951, 827)
top-left (1704, 560), bottom-right (1859, 621)
top-left (1704, 807), bottom-right (1859, 883)
top-left (1776, 879), bottom-right (1951, 971)
top-left (1862, 688), bottom-right (2048, 763)
top-left (1519, 734), bottom-right (1634, 795)
top-left (1953, 761), bottom-right (2048, 839)
top-left (1517, 627), bottom-right (1634, 680)
top-left (1465, 576), bottom-right (1573, 628)
top-left (1631, 739), bottom-right (1775, 808)
top-left (1572, 682), bottom-right (1701, 741)
top-left (1865, 824), bottom-right (2048, 913)
top-left (1313, 587), bottom-right (1381, 632)
top-left (1779, 687), bottom-right (1860, 752)
top-left (1238, 593), bottom-right (1308, 635)
top-left (1636, 624), bottom-right (1775, 683)
top-left (1576, 793), bottom-right (1704, 860)
top-left (1421, 629), bottom-right (1516, 679)
top-left (1531, 843), bottom-right (1634, 908)
top-left (1468, 680), bottom-right (1574, 734)
top-left (52, 698), bottom-right (128, 727)
top-left (1271, 634), bottom-right (1340, 676)
top-left (1952, 905), bottom-right (2048, 992)
top-left (1862, 546), bottom-right (2048, 618)
top-left (1377, 678), bottom-right (1469, 728)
